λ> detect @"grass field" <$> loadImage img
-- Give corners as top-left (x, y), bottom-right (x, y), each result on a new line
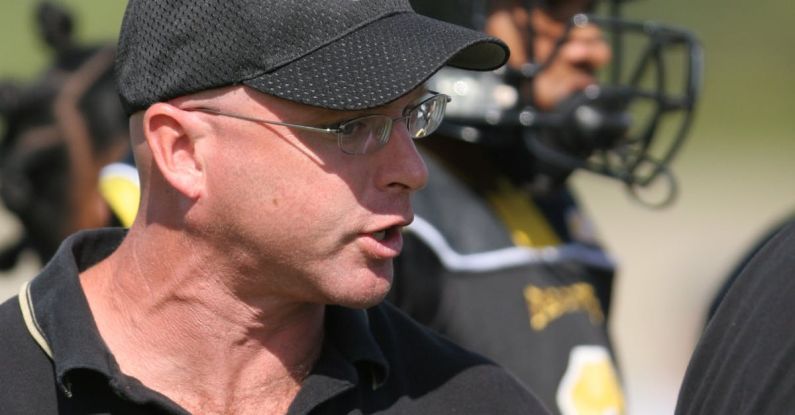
top-left (1, 1), bottom-right (793, 413)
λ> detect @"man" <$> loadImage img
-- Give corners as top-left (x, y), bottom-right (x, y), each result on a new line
top-left (389, 0), bottom-right (701, 413)
top-left (676, 222), bottom-right (795, 414)
top-left (0, 0), bottom-right (551, 413)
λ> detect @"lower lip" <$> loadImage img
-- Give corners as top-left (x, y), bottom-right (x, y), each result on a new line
top-left (360, 229), bottom-right (403, 259)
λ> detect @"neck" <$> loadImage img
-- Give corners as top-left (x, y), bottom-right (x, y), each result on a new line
top-left (80, 225), bottom-right (325, 414)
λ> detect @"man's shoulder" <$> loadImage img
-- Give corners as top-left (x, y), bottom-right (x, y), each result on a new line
top-left (366, 302), bottom-right (550, 413)
top-left (0, 294), bottom-right (55, 373)
top-left (0, 294), bottom-right (60, 412)
top-left (0, 294), bottom-right (31, 352)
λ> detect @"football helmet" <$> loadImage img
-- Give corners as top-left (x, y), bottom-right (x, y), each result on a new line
top-left (413, 0), bottom-right (702, 206)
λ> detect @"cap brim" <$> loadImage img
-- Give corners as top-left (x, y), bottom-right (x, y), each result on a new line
top-left (243, 12), bottom-right (509, 111)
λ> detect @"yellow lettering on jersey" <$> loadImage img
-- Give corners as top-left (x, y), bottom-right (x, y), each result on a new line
top-left (557, 346), bottom-right (625, 415)
top-left (523, 283), bottom-right (605, 330)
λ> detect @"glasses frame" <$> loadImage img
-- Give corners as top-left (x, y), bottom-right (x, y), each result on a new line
top-left (183, 92), bottom-right (451, 155)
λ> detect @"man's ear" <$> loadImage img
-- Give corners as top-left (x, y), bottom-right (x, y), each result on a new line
top-left (142, 103), bottom-right (206, 200)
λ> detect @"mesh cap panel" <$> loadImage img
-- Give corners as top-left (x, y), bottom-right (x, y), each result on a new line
top-left (116, 0), bottom-right (508, 113)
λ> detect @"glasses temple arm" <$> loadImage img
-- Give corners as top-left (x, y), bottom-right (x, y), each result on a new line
top-left (187, 108), bottom-right (339, 135)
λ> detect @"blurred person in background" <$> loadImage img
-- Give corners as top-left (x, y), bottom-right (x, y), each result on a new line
top-left (676, 220), bottom-right (795, 414)
top-left (388, 0), bottom-right (702, 413)
top-left (0, 1), bottom-right (136, 271)
top-left (705, 211), bottom-right (794, 323)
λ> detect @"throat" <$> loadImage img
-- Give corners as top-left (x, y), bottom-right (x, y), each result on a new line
top-left (85, 274), bottom-right (326, 414)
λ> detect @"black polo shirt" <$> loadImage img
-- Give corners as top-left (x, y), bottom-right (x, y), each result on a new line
top-left (0, 228), bottom-right (549, 414)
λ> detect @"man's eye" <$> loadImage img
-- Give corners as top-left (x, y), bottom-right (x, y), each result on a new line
top-left (340, 120), bottom-right (366, 136)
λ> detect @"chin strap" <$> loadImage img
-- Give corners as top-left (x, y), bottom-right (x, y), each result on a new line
top-left (625, 163), bottom-right (679, 209)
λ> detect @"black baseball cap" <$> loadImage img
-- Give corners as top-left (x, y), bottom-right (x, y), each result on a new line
top-left (115, 0), bottom-right (509, 115)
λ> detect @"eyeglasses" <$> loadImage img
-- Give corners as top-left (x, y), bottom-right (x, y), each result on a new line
top-left (184, 92), bottom-right (451, 155)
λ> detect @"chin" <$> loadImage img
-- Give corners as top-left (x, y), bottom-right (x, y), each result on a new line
top-left (321, 260), bottom-right (393, 308)
top-left (341, 295), bottom-right (387, 310)
top-left (345, 281), bottom-right (392, 309)
top-left (336, 276), bottom-right (393, 309)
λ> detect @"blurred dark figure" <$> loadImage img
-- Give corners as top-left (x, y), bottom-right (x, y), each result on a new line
top-left (677, 221), bottom-right (795, 414)
top-left (706, 212), bottom-right (795, 323)
top-left (0, 2), bottom-right (130, 270)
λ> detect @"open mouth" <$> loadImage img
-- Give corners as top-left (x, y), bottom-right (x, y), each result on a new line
top-left (362, 225), bottom-right (404, 259)
top-left (371, 224), bottom-right (405, 243)
top-left (373, 230), bottom-right (388, 241)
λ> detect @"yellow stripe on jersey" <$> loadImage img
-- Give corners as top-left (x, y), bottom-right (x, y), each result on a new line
top-left (486, 178), bottom-right (560, 248)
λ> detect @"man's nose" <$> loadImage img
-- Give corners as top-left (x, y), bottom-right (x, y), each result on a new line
top-left (372, 124), bottom-right (429, 193)
top-left (562, 24), bottom-right (612, 69)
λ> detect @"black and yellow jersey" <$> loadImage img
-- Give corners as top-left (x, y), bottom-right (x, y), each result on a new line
top-left (390, 149), bottom-right (624, 415)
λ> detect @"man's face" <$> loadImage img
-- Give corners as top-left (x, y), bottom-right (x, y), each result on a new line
top-left (190, 87), bottom-right (428, 308)
top-left (486, 0), bottom-right (611, 110)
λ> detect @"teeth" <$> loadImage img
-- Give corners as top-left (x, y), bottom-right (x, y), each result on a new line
top-left (373, 230), bottom-right (387, 241)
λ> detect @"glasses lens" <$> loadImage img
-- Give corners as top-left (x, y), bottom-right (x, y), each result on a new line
top-left (408, 94), bottom-right (448, 139)
top-left (338, 116), bottom-right (391, 155)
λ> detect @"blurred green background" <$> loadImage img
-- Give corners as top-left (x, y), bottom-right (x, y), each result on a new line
top-left (0, 0), bottom-right (125, 77)
top-left (1, 1), bottom-right (793, 414)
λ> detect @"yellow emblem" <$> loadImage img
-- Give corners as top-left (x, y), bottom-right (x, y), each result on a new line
top-left (557, 346), bottom-right (624, 415)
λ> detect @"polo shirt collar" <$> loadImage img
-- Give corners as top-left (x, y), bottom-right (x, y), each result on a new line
top-left (325, 305), bottom-right (390, 388)
top-left (26, 228), bottom-right (125, 396)
top-left (287, 306), bottom-right (390, 414)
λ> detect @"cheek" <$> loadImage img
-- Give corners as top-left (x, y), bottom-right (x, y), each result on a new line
top-left (205, 134), bottom-right (374, 236)
top-left (532, 71), bottom-right (565, 111)
top-left (225, 156), bottom-right (361, 227)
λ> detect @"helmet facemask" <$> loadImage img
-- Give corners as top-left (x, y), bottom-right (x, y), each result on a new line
top-left (424, 0), bottom-right (702, 206)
